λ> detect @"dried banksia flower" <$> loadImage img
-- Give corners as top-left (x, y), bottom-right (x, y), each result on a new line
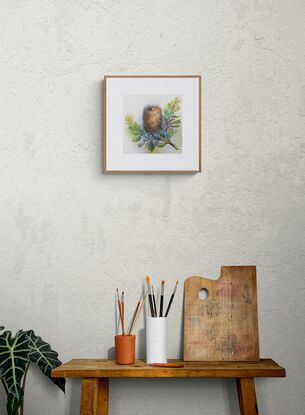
top-left (125, 97), bottom-right (181, 153)
top-left (143, 105), bottom-right (162, 132)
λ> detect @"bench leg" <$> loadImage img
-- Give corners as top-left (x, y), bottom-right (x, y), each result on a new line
top-left (80, 378), bottom-right (109, 415)
top-left (236, 378), bottom-right (259, 415)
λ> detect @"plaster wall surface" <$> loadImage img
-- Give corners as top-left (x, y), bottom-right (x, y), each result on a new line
top-left (0, 1), bottom-right (304, 414)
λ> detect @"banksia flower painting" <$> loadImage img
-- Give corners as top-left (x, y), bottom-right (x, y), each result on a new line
top-left (104, 75), bottom-right (201, 173)
top-left (124, 96), bottom-right (182, 154)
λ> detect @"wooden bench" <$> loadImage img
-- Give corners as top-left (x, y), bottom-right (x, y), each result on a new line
top-left (52, 358), bottom-right (285, 415)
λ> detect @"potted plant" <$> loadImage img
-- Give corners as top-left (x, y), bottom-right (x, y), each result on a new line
top-left (0, 325), bottom-right (65, 415)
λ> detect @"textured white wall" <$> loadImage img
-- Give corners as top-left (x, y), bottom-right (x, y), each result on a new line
top-left (0, 1), bottom-right (304, 414)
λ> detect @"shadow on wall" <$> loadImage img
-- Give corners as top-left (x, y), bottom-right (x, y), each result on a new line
top-left (66, 377), bottom-right (239, 415)
top-left (67, 378), bottom-right (81, 415)
top-left (225, 379), bottom-right (240, 414)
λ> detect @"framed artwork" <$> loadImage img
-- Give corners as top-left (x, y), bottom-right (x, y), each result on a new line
top-left (104, 75), bottom-right (201, 173)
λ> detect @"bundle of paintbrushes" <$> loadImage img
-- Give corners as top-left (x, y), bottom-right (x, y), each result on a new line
top-left (116, 289), bottom-right (147, 336)
top-left (145, 275), bottom-right (179, 318)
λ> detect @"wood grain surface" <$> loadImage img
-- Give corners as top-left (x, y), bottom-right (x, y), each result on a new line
top-left (236, 378), bottom-right (259, 415)
top-left (80, 378), bottom-right (109, 415)
top-left (184, 266), bottom-right (260, 361)
top-left (51, 358), bottom-right (285, 378)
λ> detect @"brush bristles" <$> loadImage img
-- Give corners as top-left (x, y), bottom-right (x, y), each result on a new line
top-left (146, 275), bottom-right (151, 284)
top-left (161, 280), bottom-right (165, 296)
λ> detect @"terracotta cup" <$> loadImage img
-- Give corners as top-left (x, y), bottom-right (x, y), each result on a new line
top-left (115, 335), bottom-right (135, 365)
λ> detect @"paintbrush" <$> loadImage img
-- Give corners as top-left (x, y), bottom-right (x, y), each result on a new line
top-left (165, 281), bottom-right (179, 317)
top-left (128, 292), bottom-right (143, 335)
top-left (115, 291), bottom-right (120, 335)
top-left (149, 363), bottom-right (184, 368)
top-left (152, 285), bottom-right (157, 317)
top-left (121, 291), bottom-right (125, 335)
top-left (116, 288), bottom-right (124, 335)
top-left (159, 280), bottom-right (165, 317)
top-left (130, 292), bottom-right (147, 335)
top-left (146, 275), bottom-right (155, 317)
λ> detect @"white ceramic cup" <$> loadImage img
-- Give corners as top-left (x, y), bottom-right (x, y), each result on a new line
top-left (146, 316), bottom-right (167, 364)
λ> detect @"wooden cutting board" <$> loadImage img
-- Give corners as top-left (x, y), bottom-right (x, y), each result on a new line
top-left (184, 266), bottom-right (260, 361)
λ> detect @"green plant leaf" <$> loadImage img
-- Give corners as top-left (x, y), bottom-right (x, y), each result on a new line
top-left (0, 330), bottom-right (29, 414)
top-left (25, 330), bottom-right (65, 393)
top-left (6, 392), bottom-right (23, 415)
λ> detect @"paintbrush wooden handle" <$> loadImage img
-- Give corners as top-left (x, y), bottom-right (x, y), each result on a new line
top-left (122, 302), bottom-right (125, 335)
top-left (130, 293), bottom-right (147, 335)
top-left (149, 363), bottom-right (184, 368)
top-left (117, 299), bottom-right (124, 335)
top-left (128, 300), bottom-right (140, 335)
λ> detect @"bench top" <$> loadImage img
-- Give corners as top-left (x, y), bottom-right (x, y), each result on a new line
top-left (52, 358), bottom-right (286, 378)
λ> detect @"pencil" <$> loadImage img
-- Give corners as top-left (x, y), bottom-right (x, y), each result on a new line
top-left (159, 280), bottom-right (165, 317)
top-left (165, 281), bottom-right (179, 317)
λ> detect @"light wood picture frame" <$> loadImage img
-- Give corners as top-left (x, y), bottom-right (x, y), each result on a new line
top-left (104, 75), bottom-right (201, 173)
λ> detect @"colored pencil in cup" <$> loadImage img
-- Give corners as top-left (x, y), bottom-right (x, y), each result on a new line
top-left (159, 280), bottom-right (165, 317)
top-left (165, 281), bottom-right (179, 317)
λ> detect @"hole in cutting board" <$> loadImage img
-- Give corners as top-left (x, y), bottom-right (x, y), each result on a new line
top-left (199, 288), bottom-right (208, 301)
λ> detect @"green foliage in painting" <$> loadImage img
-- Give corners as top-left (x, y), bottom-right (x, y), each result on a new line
top-left (125, 97), bottom-right (181, 153)
top-left (125, 115), bottom-right (142, 142)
